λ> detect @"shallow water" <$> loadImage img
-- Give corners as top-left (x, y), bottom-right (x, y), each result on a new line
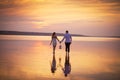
top-left (0, 36), bottom-right (120, 80)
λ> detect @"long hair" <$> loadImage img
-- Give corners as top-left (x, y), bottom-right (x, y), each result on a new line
top-left (52, 32), bottom-right (56, 38)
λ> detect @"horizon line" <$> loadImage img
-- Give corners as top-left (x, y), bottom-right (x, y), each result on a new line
top-left (0, 30), bottom-right (120, 38)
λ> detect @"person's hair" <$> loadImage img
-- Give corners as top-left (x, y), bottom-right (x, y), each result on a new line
top-left (52, 32), bottom-right (56, 38)
top-left (66, 30), bottom-right (68, 33)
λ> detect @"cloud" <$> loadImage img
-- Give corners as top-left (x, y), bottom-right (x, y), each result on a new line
top-left (0, 0), bottom-right (47, 11)
top-left (100, 0), bottom-right (120, 3)
top-left (0, 15), bottom-right (43, 22)
top-left (67, 0), bottom-right (120, 13)
top-left (99, 0), bottom-right (120, 13)
top-left (67, 0), bottom-right (120, 3)
top-left (0, 0), bottom-right (119, 36)
top-left (0, 14), bottom-right (44, 31)
top-left (0, 0), bottom-right (25, 9)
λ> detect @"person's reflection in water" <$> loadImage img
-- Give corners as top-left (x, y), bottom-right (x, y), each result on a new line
top-left (62, 52), bottom-right (71, 77)
top-left (50, 52), bottom-right (56, 74)
top-left (57, 57), bottom-right (62, 68)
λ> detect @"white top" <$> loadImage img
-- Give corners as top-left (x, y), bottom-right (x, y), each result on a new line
top-left (52, 37), bottom-right (57, 46)
top-left (61, 33), bottom-right (72, 43)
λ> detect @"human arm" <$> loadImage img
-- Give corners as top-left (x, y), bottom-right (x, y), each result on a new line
top-left (60, 36), bottom-right (65, 43)
top-left (56, 36), bottom-right (60, 43)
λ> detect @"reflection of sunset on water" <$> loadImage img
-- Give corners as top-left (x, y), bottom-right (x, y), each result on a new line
top-left (0, 0), bottom-right (119, 80)
top-left (0, 37), bottom-right (120, 80)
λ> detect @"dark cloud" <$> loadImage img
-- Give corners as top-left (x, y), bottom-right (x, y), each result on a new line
top-left (0, 0), bottom-right (21, 9)
top-left (100, 0), bottom-right (120, 11)
top-left (0, 15), bottom-right (44, 32)
top-left (66, 0), bottom-right (120, 13)
top-left (65, 0), bottom-right (97, 4)
top-left (100, 0), bottom-right (120, 3)
top-left (67, 0), bottom-right (120, 3)
top-left (0, 0), bottom-right (47, 9)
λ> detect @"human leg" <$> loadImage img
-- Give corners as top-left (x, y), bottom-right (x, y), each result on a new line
top-left (53, 45), bottom-right (56, 53)
top-left (68, 43), bottom-right (71, 53)
top-left (65, 43), bottom-right (70, 52)
top-left (53, 42), bottom-right (57, 53)
top-left (65, 43), bottom-right (68, 52)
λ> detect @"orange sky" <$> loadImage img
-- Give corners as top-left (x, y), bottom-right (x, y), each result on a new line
top-left (0, 0), bottom-right (120, 36)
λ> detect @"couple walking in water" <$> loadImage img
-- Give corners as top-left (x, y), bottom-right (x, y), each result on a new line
top-left (50, 30), bottom-right (72, 77)
top-left (50, 30), bottom-right (72, 53)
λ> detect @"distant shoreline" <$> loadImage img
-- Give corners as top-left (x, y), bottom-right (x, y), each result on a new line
top-left (0, 30), bottom-right (120, 38)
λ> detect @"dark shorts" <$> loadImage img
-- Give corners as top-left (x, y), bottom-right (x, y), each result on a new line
top-left (65, 42), bottom-right (71, 52)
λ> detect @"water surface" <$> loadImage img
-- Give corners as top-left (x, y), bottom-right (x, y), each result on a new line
top-left (0, 35), bottom-right (120, 80)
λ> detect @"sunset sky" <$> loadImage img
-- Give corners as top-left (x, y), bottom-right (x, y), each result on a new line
top-left (0, 0), bottom-right (120, 36)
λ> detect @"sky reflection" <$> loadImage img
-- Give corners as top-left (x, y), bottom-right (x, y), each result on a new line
top-left (0, 37), bottom-right (120, 80)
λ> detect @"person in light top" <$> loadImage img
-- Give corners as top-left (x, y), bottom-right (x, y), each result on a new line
top-left (50, 32), bottom-right (60, 53)
top-left (60, 30), bottom-right (72, 53)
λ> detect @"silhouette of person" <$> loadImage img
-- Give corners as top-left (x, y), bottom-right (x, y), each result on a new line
top-left (50, 32), bottom-right (60, 53)
top-left (61, 53), bottom-right (71, 77)
top-left (60, 30), bottom-right (72, 53)
top-left (50, 52), bottom-right (57, 73)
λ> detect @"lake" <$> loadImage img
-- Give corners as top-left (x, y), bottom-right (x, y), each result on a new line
top-left (0, 35), bottom-right (120, 80)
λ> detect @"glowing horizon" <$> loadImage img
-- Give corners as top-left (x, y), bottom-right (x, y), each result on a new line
top-left (0, 0), bottom-right (120, 36)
